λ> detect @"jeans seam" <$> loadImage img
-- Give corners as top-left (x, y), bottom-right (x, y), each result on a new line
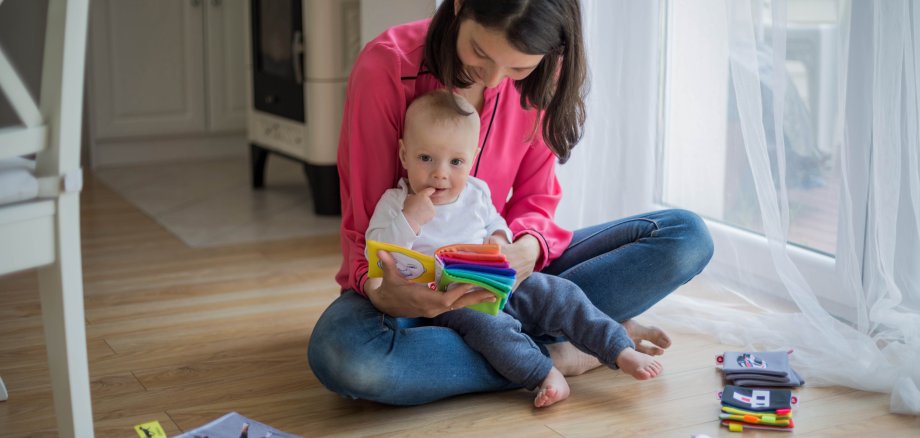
top-left (567, 218), bottom-right (660, 251)
top-left (563, 243), bottom-right (627, 280)
top-left (561, 219), bottom-right (661, 280)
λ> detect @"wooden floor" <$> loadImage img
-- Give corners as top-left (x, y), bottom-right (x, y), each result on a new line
top-left (1, 173), bottom-right (918, 437)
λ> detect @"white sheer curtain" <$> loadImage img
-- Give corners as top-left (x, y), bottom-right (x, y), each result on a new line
top-left (561, 0), bottom-right (920, 414)
top-left (555, 0), bottom-right (659, 221)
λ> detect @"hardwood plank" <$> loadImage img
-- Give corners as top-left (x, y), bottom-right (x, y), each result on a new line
top-left (90, 369), bottom-right (317, 423)
top-left (88, 329), bottom-right (310, 377)
top-left (0, 338), bottom-right (115, 368)
top-left (0, 384), bottom-right (56, 433)
top-left (797, 412), bottom-right (920, 436)
top-left (132, 346), bottom-right (310, 391)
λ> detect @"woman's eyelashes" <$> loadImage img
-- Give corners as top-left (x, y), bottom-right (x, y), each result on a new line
top-left (513, 66), bottom-right (535, 75)
top-left (472, 44), bottom-right (488, 60)
top-left (472, 42), bottom-right (537, 76)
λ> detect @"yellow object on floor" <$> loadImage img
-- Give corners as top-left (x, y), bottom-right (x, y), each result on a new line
top-left (134, 420), bottom-right (167, 438)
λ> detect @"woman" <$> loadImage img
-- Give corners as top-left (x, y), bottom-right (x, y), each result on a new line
top-left (308, 0), bottom-right (713, 405)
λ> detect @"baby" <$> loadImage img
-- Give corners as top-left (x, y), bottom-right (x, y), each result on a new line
top-left (366, 89), bottom-right (662, 407)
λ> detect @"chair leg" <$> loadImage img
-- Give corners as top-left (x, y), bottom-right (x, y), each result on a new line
top-left (0, 375), bottom-right (8, 401)
top-left (251, 143), bottom-right (270, 189)
top-left (37, 193), bottom-right (94, 437)
top-left (303, 163), bottom-right (342, 216)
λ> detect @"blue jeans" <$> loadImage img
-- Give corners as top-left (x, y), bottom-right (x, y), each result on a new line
top-left (307, 209), bottom-right (713, 405)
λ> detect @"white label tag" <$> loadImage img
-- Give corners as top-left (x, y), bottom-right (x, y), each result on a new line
top-left (751, 390), bottom-right (770, 408)
top-left (733, 390), bottom-right (770, 408)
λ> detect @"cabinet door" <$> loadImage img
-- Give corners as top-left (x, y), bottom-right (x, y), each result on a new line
top-left (205, 0), bottom-right (246, 132)
top-left (90, 0), bottom-right (206, 139)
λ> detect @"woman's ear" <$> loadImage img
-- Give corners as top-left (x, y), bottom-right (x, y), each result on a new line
top-left (453, 0), bottom-right (462, 16)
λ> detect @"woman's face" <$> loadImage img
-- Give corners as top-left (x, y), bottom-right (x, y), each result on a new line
top-left (455, 19), bottom-right (545, 89)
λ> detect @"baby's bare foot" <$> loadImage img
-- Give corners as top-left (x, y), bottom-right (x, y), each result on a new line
top-left (623, 320), bottom-right (672, 356)
top-left (546, 342), bottom-right (602, 376)
top-left (615, 347), bottom-right (663, 380)
top-left (534, 367), bottom-right (571, 408)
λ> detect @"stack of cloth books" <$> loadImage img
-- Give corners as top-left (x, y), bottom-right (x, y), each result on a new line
top-left (718, 351), bottom-right (805, 387)
top-left (720, 385), bottom-right (796, 432)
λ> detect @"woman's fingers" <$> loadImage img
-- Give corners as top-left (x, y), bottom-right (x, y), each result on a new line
top-left (449, 290), bottom-right (498, 310)
top-left (376, 250), bottom-right (408, 283)
top-left (485, 234), bottom-right (510, 245)
top-left (441, 284), bottom-right (497, 310)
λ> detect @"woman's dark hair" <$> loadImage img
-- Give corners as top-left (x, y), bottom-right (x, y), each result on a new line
top-left (424, 0), bottom-right (587, 164)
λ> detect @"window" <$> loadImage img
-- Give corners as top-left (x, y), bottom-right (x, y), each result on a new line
top-left (656, 0), bottom-right (854, 307)
top-left (658, 0), bottom-right (847, 256)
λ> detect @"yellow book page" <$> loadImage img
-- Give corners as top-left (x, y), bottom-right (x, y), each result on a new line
top-left (366, 240), bottom-right (436, 283)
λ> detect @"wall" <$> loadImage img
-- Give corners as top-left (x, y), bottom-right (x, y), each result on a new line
top-left (359, 0), bottom-right (437, 46)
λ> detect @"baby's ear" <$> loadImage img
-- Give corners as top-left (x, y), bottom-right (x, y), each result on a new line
top-left (398, 139), bottom-right (408, 167)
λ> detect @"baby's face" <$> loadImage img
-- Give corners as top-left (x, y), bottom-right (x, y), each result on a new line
top-left (400, 121), bottom-right (479, 205)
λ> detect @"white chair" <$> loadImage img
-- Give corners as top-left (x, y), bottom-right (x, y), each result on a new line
top-left (0, 0), bottom-right (93, 436)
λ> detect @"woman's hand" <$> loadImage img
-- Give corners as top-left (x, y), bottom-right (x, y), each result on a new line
top-left (365, 250), bottom-right (497, 317)
top-left (487, 233), bottom-right (541, 290)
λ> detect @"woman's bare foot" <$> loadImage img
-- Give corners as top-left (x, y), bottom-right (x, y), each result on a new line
top-left (623, 320), bottom-right (672, 356)
top-left (615, 347), bottom-right (663, 380)
top-left (546, 342), bottom-right (602, 376)
top-left (534, 367), bottom-right (571, 408)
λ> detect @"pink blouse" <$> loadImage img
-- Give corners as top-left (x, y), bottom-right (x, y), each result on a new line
top-left (336, 19), bottom-right (573, 295)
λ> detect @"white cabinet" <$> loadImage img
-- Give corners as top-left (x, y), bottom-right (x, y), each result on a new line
top-left (89, 0), bottom-right (246, 166)
top-left (205, 0), bottom-right (247, 132)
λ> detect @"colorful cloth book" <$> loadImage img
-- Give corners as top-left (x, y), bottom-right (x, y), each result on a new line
top-left (719, 386), bottom-right (797, 433)
top-left (721, 420), bottom-right (794, 432)
top-left (366, 240), bottom-right (516, 315)
top-left (732, 368), bottom-right (804, 387)
top-left (718, 351), bottom-right (805, 387)
top-left (721, 385), bottom-right (794, 412)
